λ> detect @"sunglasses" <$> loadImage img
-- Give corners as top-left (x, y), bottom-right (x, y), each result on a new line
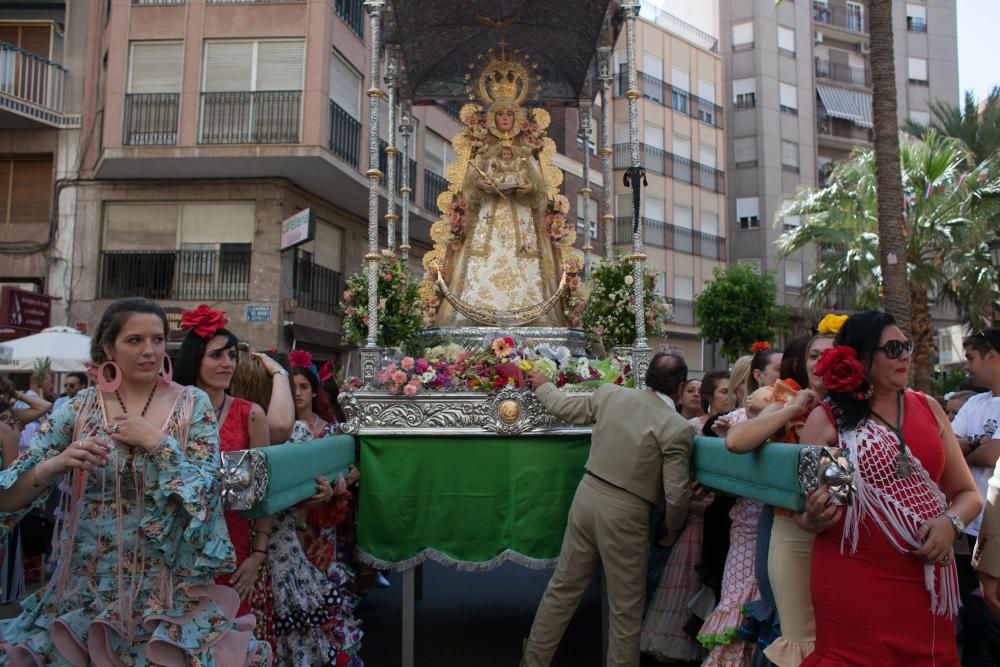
top-left (875, 338), bottom-right (913, 359)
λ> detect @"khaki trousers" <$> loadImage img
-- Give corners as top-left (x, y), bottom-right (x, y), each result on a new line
top-left (763, 513), bottom-right (817, 666)
top-left (521, 474), bottom-right (650, 667)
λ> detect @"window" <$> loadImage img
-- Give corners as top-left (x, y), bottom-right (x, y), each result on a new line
top-left (736, 197), bottom-right (760, 229)
top-left (643, 52), bottom-right (663, 102)
top-left (203, 40), bottom-right (305, 93)
top-left (671, 66), bottom-right (690, 113)
top-left (698, 78), bottom-right (717, 124)
top-left (781, 140), bottom-right (799, 171)
top-left (310, 222), bottom-right (344, 272)
top-left (699, 143), bottom-right (716, 169)
top-left (0, 157), bottom-right (53, 225)
top-left (738, 258), bottom-right (762, 274)
top-left (673, 204), bottom-right (693, 252)
top-left (644, 123), bottom-right (665, 150)
top-left (785, 259), bottom-right (803, 289)
top-left (701, 211), bottom-right (719, 237)
top-left (908, 57), bottom-right (928, 85)
top-left (847, 1), bottom-right (864, 32)
top-left (646, 196), bottom-right (665, 222)
top-left (909, 109), bottom-right (931, 126)
top-left (733, 77), bottom-right (756, 109)
top-left (907, 3), bottom-right (927, 31)
top-left (779, 82), bottom-right (798, 114)
top-left (734, 137), bottom-right (757, 165)
top-left (674, 275), bottom-right (694, 301)
top-left (128, 42), bottom-right (183, 94)
top-left (576, 194), bottom-right (598, 238)
top-left (781, 199), bottom-right (801, 230)
top-left (778, 26), bottom-right (795, 54)
top-left (673, 133), bottom-right (691, 159)
top-left (614, 120), bottom-right (630, 144)
top-left (733, 21), bottom-right (754, 48)
top-left (424, 131), bottom-right (452, 176)
top-left (330, 50), bottom-right (362, 119)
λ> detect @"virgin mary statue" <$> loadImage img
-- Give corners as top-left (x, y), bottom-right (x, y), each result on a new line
top-left (420, 46), bottom-right (575, 328)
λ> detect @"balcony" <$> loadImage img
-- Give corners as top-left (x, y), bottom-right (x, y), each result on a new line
top-left (123, 93), bottom-right (179, 145)
top-left (292, 249), bottom-right (342, 315)
top-left (614, 216), bottom-right (724, 259)
top-left (815, 58), bottom-right (868, 87)
top-left (615, 72), bottom-right (723, 129)
top-left (817, 116), bottom-right (873, 146)
top-left (335, 0), bottom-right (364, 37)
top-left (132, 0), bottom-right (184, 4)
top-left (199, 91), bottom-right (301, 144)
top-left (0, 41), bottom-right (73, 128)
top-left (100, 248), bottom-right (251, 301)
top-left (668, 298), bottom-right (695, 326)
top-left (424, 170), bottom-right (448, 212)
top-left (813, 2), bottom-right (866, 35)
top-left (329, 100), bottom-right (361, 167)
top-left (613, 143), bottom-right (725, 194)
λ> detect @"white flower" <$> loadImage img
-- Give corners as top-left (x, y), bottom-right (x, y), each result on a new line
top-left (419, 370), bottom-right (437, 384)
top-left (624, 275), bottom-right (634, 285)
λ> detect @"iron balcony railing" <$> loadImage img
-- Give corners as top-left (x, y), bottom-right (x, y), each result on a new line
top-left (614, 216), bottom-right (724, 260)
top-left (812, 2), bottom-right (866, 33)
top-left (329, 100), bottom-right (361, 167)
top-left (123, 93), bottom-right (179, 145)
top-left (0, 41), bottom-right (66, 114)
top-left (815, 58), bottom-right (868, 86)
top-left (206, 0), bottom-right (302, 3)
top-left (100, 248), bottom-right (251, 301)
top-left (292, 249), bottom-right (342, 315)
top-left (199, 91), bottom-right (301, 144)
top-left (424, 170), bottom-right (448, 212)
top-left (613, 143), bottom-right (725, 194)
top-left (379, 139), bottom-right (417, 202)
top-left (668, 298), bottom-right (695, 326)
top-left (816, 116), bottom-right (873, 143)
top-left (132, 0), bottom-right (184, 4)
top-left (335, 0), bottom-right (364, 37)
top-left (615, 72), bottom-right (722, 129)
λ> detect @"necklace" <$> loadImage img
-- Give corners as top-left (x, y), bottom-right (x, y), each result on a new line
top-left (869, 390), bottom-right (912, 479)
top-left (114, 381), bottom-right (158, 417)
top-left (215, 394), bottom-right (228, 421)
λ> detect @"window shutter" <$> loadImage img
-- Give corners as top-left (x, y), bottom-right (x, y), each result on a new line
top-left (674, 275), bottom-right (694, 301)
top-left (671, 66), bottom-right (690, 92)
top-left (314, 221), bottom-right (343, 271)
top-left (644, 124), bottom-right (664, 149)
top-left (673, 134), bottom-right (691, 159)
top-left (906, 3), bottom-right (926, 20)
top-left (673, 205), bottom-right (693, 229)
top-left (256, 41), bottom-right (304, 91)
top-left (646, 197), bottom-right (665, 221)
top-left (203, 42), bottom-right (253, 92)
top-left (10, 158), bottom-right (52, 224)
top-left (642, 52), bottom-right (663, 80)
top-left (129, 42), bottom-right (183, 94)
top-left (908, 57), bottom-right (928, 81)
top-left (734, 137), bottom-right (757, 163)
top-left (699, 143), bottom-right (716, 168)
top-left (778, 26), bottom-right (795, 52)
top-left (425, 132), bottom-right (446, 175)
top-left (782, 141), bottom-right (799, 167)
top-left (180, 203), bottom-right (254, 244)
top-left (104, 203), bottom-right (179, 250)
top-left (736, 197), bottom-right (760, 220)
top-left (780, 83), bottom-right (798, 110)
top-left (698, 78), bottom-right (715, 104)
top-left (701, 211), bottom-right (719, 237)
top-left (330, 52), bottom-right (362, 119)
top-left (733, 77), bottom-right (755, 100)
top-left (733, 22), bottom-right (753, 46)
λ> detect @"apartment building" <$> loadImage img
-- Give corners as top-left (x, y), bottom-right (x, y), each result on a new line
top-left (0, 1), bottom-right (87, 339)
top-left (57, 0), bottom-right (466, 355)
top-left (720, 0), bottom-right (958, 318)
top-left (611, 4), bottom-right (728, 372)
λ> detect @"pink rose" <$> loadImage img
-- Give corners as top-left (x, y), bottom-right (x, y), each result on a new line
top-left (392, 370), bottom-right (407, 385)
top-left (384, 273), bottom-right (393, 281)
top-left (403, 383), bottom-right (419, 397)
top-left (401, 357), bottom-right (415, 371)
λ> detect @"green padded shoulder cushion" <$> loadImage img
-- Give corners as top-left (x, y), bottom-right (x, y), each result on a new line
top-left (242, 434), bottom-right (357, 519)
top-left (692, 436), bottom-right (805, 512)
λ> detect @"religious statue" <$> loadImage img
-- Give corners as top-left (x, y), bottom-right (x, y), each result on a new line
top-left (420, 44), bottom-right (576, 328)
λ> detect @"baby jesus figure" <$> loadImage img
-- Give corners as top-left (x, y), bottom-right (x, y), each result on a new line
top-left (486, 143), bottom-right (530, 192)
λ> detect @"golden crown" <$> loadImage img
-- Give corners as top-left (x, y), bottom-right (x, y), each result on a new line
top-left (465, 41), bottom-right (541, 106)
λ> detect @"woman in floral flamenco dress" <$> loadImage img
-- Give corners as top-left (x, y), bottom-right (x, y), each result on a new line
top-left (0, 298), bottom-right (271, 666)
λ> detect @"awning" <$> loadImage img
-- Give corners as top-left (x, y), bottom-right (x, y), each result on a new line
top-left (291, 323), bottom-right (349, 351)
top-left (816, 84), bottom-right (873, 128)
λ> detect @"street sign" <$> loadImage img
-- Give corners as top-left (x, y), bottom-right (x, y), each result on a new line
top-left (246, 305), bottom-right (272, 323)
top-left (0, 287), bottom-right (51, 332)
top-left (280, 209), bottom-right (315, 250)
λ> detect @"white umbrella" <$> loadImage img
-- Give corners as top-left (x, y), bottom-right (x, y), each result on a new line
top-left (0, 326), bottom-right (91, 373)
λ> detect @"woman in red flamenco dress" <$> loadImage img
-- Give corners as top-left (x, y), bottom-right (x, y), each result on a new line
top-left (797, 311), bottom-right (981, 666)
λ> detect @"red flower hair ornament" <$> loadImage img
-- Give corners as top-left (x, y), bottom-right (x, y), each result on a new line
top-left (815, 345), bottom-right (865, 393)
top-left (289, 349), bottom-right (314, 369)
top-left (750, 341), bottom-right (771, 354)
top-left (181, 305), bottom-right (228, 339)
top-left (317, 360), bottom-right (335, 383)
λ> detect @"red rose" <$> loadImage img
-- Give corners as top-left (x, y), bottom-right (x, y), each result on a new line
top-left (290, 349), bottom-right (314, 369)
top-left (180, 304), bottom-right (228, 339)
top-left (815, 346), bottom-right (864, 393)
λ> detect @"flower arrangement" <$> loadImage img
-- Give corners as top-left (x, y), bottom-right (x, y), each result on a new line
top-left (545, 195), bottom-right (576, 245)
top-left (357, 337), bottom-right (633, 396)
top-left (519, 110), bottom-right (548, 150)
top-left (580, 253), bottom-right (673, 349)
top-left (562, 254), bottom-right (588, 327)
top-left (461, 104), bottom-right (490, 154)
top-left (443, 194), bottom-right (469, 250)
top-left (340, 257), bottom-right (426, 348)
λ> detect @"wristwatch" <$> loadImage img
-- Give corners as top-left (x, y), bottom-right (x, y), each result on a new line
top-left (969, 434), bottom-right (984, 450)
top-left (270, 368), bottom-right (289, 377)
top-left (943, 510), bottom-right (965, 537)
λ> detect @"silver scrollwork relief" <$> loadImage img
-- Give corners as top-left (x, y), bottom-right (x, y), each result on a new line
top-left (220, 449), bottom-right (269, 510)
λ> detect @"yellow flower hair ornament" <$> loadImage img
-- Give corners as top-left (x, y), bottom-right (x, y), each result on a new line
top-left (817, 313), bottom-right (848, 336)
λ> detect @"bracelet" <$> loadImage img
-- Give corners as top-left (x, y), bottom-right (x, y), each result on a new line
top-left (32, 464), bottom-right (48, 489)
top-left (252, 548), bottom-right (268, 556)
top-left (969, 434), bottom-right (984, 451)
top-left (270, 368), bottom-right (289, 378)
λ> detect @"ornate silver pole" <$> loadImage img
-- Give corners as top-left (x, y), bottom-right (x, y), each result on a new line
top-left (384, 43), bottom-right (400, 255)
top-left (622, 0), bottom-right (651, 387)
top-left (578, 100), bottom-right (593, 278)
top-left (399, 99), bottom-right (413, 264)
top-left (360, 0), bottom-right (384, 385)
top-left (597, 45), bottom-right (614, 260)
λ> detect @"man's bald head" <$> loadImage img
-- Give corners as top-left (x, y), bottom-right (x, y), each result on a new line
top-left (645, 352), bottom-right (688, 401)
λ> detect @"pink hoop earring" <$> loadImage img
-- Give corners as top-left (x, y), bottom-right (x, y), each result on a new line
top-left (160, 355), bottom-right (173, 386)
top-left (97, 361), bottom-right (122, 393)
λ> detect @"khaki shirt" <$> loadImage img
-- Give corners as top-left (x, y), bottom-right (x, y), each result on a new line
top-left (974, 458), bottom-right (1000, 577)
top-left (535, 382), bottom-right (695, 533)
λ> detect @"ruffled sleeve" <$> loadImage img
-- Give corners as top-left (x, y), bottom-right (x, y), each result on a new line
top-left (0, 393), bottom-right (80, 539)
top-left (139, 387), bottom-right (236, 578)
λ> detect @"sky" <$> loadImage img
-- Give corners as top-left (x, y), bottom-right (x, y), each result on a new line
top-left (957, 0), bottom-right (1000, 103)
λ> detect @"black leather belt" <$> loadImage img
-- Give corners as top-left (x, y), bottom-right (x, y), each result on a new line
top-left (584, 469), bottom-right (651, 505)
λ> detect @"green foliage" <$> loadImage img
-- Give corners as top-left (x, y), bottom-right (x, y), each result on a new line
top-left (903, 87), bottom-right (1000, 166)
top-left (930, 367), bottom-right (968, 398)
top-left (580, 253), bottom-right (673, 349)
top-left (31, 357), bottom-right (50, 389)
top-left (693, 264), bottom-right (781, 362)
top-left (339, 258), bottom-right (426, 349)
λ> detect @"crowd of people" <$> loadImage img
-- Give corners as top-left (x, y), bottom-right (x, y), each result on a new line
top-left (520, 311), bottom-right (998, 667)
top-left (0, 298), bottom-right (364, 666)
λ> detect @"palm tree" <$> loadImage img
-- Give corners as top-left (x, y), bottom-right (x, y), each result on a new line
top-left (868, 0), bottom-right (912, 335)
top-left (903, 88), bottom-right (1000, 165)
top-left (777, 132), bottom-right (1000, 390)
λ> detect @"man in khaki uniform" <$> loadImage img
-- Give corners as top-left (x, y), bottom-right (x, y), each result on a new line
top-left (975, 459), bottom-right (1000, 617)
top-left (520, 352), bottom-right (695, 667)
